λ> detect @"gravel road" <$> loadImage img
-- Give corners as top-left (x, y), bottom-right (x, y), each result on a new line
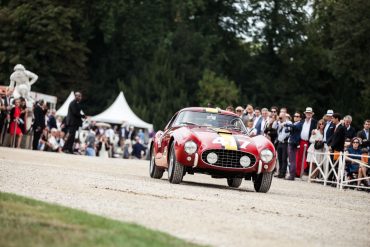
top-left (0, 147), bottom-right (369, 247)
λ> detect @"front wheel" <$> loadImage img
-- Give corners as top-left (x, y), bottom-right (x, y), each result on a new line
top-left (149, 147), bottom-right (164, 179)
top-left (227, 178), bottom-right (243, 188)
top-left (253, 172), bottom-right (273, 193)
top-left (168, 143), bottom-right (184, 184)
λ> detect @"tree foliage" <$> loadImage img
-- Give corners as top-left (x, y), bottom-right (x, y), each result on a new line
top-left (0, 0), bottom-right (368, 129)
top-left (197, 70), bottom-right (239, 108)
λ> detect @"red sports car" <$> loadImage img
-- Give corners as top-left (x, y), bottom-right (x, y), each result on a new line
top-left (149, 107), bottom-right (276, 192)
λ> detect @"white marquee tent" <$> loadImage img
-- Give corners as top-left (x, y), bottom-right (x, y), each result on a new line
top-left (91, 92), bottom-right (153, 130)
top-left (56, 91), bottom-right (74, 117)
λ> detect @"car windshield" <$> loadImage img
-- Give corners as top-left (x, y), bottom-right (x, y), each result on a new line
top-left (173, 110), bottom-right (246, 132)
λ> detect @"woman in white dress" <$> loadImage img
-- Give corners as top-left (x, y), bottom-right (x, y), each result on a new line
top-left (306, 119), bottom-right (326, 178)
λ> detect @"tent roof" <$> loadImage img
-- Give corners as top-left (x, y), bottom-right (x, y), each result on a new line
top-left (91, 92), bottom-right (153, 129)
top-left (56, 91), bottom-right (74, 117)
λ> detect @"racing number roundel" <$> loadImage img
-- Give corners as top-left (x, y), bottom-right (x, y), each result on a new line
top-left (212, 135), bottom-right (250, 150)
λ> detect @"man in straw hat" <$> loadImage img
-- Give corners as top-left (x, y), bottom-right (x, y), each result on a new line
top-left (296, 107), bottom-right (317, 177)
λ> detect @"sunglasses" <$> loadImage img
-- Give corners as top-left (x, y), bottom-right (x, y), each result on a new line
top-left (353, 141), bottom-right (360, 144)
top-left (236, 110), bottom-right (242, 112)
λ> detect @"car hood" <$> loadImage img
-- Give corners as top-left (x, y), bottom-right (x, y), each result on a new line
top-left (188, 126), bottom-right (258, 152)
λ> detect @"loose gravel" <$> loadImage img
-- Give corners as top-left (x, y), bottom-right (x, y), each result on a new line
top-left (0, 147), bottom-right (369, 247)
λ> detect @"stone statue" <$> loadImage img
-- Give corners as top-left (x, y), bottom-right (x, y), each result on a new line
top-left (9, 64), bottom-right (38, 104)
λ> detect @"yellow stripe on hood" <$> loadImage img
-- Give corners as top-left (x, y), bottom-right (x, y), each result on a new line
top-left (219, 133), bottom-right (238, 150)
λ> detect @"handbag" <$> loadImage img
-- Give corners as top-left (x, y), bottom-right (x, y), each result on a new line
top-left (333, 151), bottom-right (340, 161)
top-left (314, 140), bottom-right (324, 150)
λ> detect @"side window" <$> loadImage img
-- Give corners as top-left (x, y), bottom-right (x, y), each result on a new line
top-left (165, 112), bottom-right (180, 130)
top-left (172, 111), bottom-right (186, 126)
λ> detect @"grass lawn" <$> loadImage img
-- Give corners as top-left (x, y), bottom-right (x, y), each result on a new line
top-left (0, 192), bottom-right (203, 247)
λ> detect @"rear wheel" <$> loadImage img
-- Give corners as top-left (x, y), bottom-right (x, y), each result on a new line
top-left (253, 172), bottom-right (273, 193)
top-left (149, 147), bottom-right (164, 179)
top-left (227, 178), bottom-right (243, 188)
top-left (168, 143), bottom-right (184, 184)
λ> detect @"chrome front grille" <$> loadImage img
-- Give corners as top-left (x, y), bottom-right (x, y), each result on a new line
top-left (201, 149), bottom-right (256, 168)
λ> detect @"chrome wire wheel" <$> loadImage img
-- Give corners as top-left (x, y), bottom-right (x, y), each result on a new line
top-left (149, 154), bottom-right (155, 174)
top-left (167, 143), bottom-right (184, 184)
top-left (149, 146), bottom-right (164, 179)
top-left (168, 153), bottom-right (174, 177)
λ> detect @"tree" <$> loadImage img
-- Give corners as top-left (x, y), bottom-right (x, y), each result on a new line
top-left (329, 0), bottom-right (370, 119)
top-left (0, 0), bottom-right (89, 97)
top-left (197, 69), bottom-right (239, 108)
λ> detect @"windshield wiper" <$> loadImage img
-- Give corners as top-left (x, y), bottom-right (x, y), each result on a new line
top-left (223, 125), bottom-right (241, 131)
top-left (179, 121), bottom-right (198, 126)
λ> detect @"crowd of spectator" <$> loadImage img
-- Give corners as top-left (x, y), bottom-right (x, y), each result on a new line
top-left (0, 90), bottom-right (151, 160)
top-left (1, 87), bottom-right (369, 189)
top-left (225, 104), bottom-right (370, 189)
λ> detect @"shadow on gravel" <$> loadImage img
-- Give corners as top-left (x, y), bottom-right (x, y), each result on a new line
top-left (180, 180), bottom-right (254, 193)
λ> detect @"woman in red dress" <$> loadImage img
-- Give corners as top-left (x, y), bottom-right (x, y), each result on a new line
top-left (9, 98), bottom-right (23, 148)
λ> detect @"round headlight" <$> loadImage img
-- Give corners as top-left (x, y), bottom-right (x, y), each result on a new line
top-left (240, 156), bottom-right (251, 167)
top-left (207, 152), bottom-right (218, 164)
top-left (260, 149), bottom-right (273, 163)
top-left (184, 141), bottom-right (197, 154)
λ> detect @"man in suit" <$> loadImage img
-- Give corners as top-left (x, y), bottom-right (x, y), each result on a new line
top-left (285, 112), bottom-right (303, 180)
top-left (124, 125), bottom-right (136, 141)
top-left (323, 109), bottom-right (335, 145)
top-left (47, 110), bottom-right (58, 130)
top-left (328, 113), bottom-right (346, 152)
top-left (253, 107), bottom-right (263, 135)
top-left (327, 113), bottom-right (346, 182)
top-left (259, 108), bottom-right (269, 135)
top-left (32, 100), bottom-right (46, 150)
top-left (296, 107), bottom-right (317, 176)
top-left (0, 88), bottom-right (14, 144)
top-left (62, 92), bottom-right (86, 154)
top-left (357, 120), bottom-right (370, 152)
top-left (343, 115), bottom-right (356, 141)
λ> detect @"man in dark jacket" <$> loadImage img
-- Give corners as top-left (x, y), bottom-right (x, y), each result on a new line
top-left (47, 110), bottom-right (58, 130)
top-left (285, 112), bottom-right (303, 180)
top-left (343, 115), bottom-right (356, 141)
top-left (131, 136), bottom-right (146, 159)
top-left (32, 100), bottom-right (46, 150)
top-left (0, 88), bottom-right (13, 144)
top-left (328, 113), bottom-right (346, 152)
top-left (62, 92), bottom-right (85, 153)
top-left (327, 113), bottom-right (346, 182)
top-left (357, 120), bottom-right (370, 151)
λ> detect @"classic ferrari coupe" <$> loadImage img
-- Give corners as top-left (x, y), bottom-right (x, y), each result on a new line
top-left (149, 107), bottom-right (276, 192)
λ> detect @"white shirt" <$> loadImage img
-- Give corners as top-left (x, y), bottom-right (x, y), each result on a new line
top-left (48, 135), bottom-right (59, 151)
top-left (277, 120), bottom-right (292, 143)
top-left (105, 128), bottom-right (115, 141)
top-left (261, 117), bottom-right (268, 133)
top-left (246, 127), bottom-right (257, 137)
top-left (300, 118), bottom-right (311, 141)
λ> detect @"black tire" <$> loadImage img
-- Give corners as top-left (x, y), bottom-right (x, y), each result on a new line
top-left (168, 143), bottom-right (184, 184)
top-left (253, 172), bottom-right (273, 193)
top-left (149, 146), bottom-right (164, 179)
top-left (227, 178), bottom-right (243, 188)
